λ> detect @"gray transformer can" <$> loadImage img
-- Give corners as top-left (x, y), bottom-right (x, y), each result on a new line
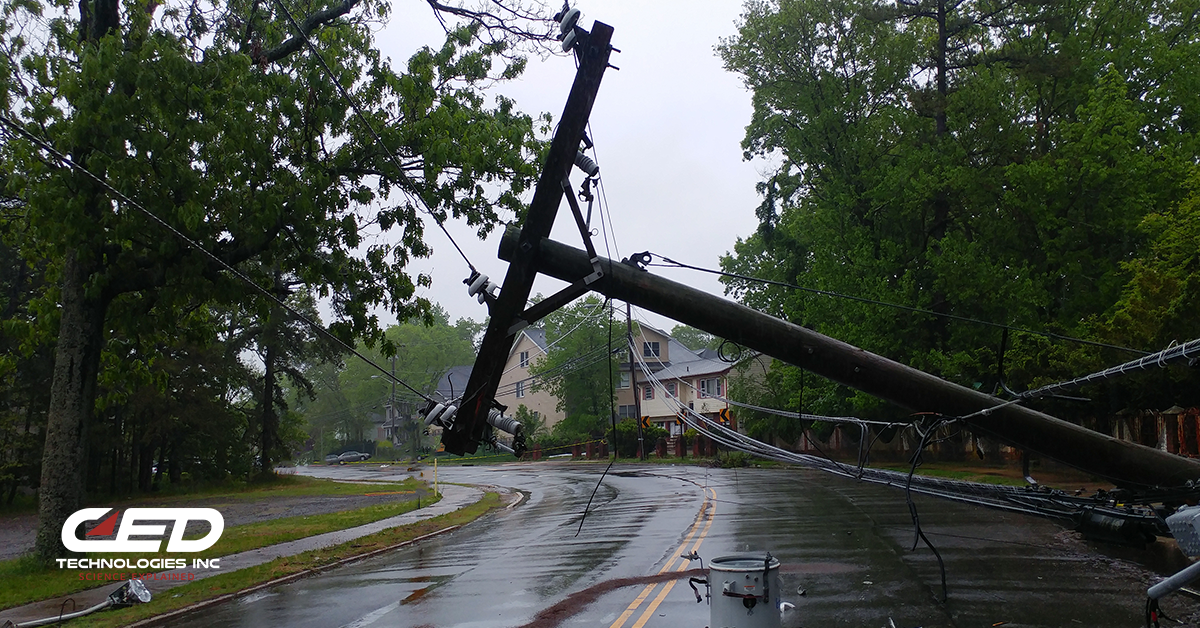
top-left (708, 554), bottom-right (783, 628)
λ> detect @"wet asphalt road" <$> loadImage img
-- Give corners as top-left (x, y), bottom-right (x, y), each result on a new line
top-left (167, 462), bottom-right (1197, 628)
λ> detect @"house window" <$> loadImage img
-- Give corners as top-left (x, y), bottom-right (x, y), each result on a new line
top-left (519, 351), bottom-right (529, 368)
top-left (618, 405), bottom-right (636, 419)
top-left (619, 372), bottom-right (631, 389)
top-left (699, 378), bottom-right (723, 398)
top-left (643, 384), bottom-right (654, 400)
top-left (643, 341), bottom-right (661, 358)
top-left (666, 382), bottom-right (677, 397)
top-left (515, 380), bottom-right (525, 398)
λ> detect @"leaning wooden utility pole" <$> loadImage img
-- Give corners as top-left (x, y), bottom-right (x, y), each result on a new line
top-left (497, 230), bottom-right (1200, 489)
top-left (444, 16), bottom-right (615, 455)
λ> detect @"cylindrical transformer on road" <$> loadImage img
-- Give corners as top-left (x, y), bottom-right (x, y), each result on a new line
top-left (709, 554), bottom-right (783, 628)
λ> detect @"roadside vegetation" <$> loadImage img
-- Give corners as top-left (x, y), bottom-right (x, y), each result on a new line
top-left (0, 477), bottom-right (431, 610)
top-left (0, 473), bottom-right (408, 516)
top-left (68, 492), bottom-right (503, 628)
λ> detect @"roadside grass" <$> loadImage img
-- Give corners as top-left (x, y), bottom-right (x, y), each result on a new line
top-left (0, 478), bottom-right (429, 611)
top-left (0, 473), bottom-right (413, 518)
top-left (70, 492), bottom-right (503, 628)
top-left (428, 452), bottom-right (519, 466)
top-left (873, 463), bottom-right (1032, 489)
top-left (0, 472), bottom-right (414, 518)
top-left (870, 463), bottom-right (1037, 487)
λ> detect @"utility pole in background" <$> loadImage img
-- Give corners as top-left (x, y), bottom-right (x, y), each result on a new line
top-left (627, 302), bottom-right (644, 461)
top-left (390, 355), bottom-right (397, 454)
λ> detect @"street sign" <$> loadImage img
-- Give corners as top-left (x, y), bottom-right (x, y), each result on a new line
top-left (639, 416), bottom-right (651, 430)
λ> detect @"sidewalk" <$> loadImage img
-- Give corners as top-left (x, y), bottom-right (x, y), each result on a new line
top-left (0, 484), bottom-right (490, 626)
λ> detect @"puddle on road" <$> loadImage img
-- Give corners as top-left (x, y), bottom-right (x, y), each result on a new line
top-left (400, 574), bottom-right (455, 605)
top-left (515, 568), bottom-right (707, 628)
top-left (237, 589), bottom-right (279, 605)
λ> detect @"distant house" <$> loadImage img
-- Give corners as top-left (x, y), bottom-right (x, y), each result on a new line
top-left (616, 324), bottom-right (736, 436)
top-left (433, 328), bottom-right (566, 433)
top-left (497, 328), bottom-right (564, 429)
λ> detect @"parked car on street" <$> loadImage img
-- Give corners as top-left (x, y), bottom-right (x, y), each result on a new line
top-left (338, 451), bottom-right (370, 463)
top-left (324, 454), bottom-right (340, 465)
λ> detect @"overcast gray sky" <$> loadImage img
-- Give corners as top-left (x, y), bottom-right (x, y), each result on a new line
top-left (373, 1), bottom-right (767, 334)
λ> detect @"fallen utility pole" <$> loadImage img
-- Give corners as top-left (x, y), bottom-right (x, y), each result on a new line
top-left (498, 229), bottom-right (1200, 489)
top-left (445, 18), bottom-right (615, 455)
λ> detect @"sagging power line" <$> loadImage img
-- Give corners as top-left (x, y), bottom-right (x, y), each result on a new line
top-left (1018, 337), bottom-right (1200, 400)
top-left (0, 114), bottom-right (434, 404)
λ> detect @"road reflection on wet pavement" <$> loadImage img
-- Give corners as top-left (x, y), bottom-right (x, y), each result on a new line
top-left (168, 463), bottom-right (1200, 628)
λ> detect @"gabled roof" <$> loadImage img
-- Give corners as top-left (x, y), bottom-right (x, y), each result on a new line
top-left (434, 365), bottom-right (473, 400)
top-left (523, 327), bottom-right (548, 351)
top-left (507, 327), bottom-right (549, 360)
top-left (654, 340), bottom-right (730, 379)
top-left (635, 322), bottom-right (673, 341)
top-left (625, 333), bottom-right (731, 380)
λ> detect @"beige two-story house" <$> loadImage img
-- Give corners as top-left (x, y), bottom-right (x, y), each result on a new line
top-left (615, 324), bottom-right (734, 436)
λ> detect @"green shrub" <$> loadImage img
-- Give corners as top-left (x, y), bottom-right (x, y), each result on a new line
top-left (713, 450), bottom-right (753, 468)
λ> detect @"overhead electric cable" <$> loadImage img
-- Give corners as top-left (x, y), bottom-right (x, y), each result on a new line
top-left (623, 328), bottom-right (1164, 521)
top-left (0, 114), bottom-right (433, 403)
top-left (493, 341), bottom-right (620, 398)
top-left (1018, 337), bottom-right (1200, 400)
top-left (646, 254), bottom-right (1148, 356)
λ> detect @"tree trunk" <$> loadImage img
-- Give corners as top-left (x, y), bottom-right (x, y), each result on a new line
top-left (152, 442), bottom-right (165, 489)
top-left (137, 442), bottom-right (153, 492)
top-left (259, 275), bottom-right (280, 475)
top-left (169, 444), bottom-right (182, 484)
top-left (34, 248), bottom-right (108, 562)
top-left (934, 0), bottom-right (948, 137)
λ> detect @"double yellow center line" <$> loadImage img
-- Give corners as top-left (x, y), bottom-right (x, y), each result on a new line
top-left (607, 486), bottom-right (717, 628)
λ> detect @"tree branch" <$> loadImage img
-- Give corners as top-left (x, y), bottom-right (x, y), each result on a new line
top-left (424, 0), bottom-right (556, 47)
top-left (263, 0), bottom-right (362, 64)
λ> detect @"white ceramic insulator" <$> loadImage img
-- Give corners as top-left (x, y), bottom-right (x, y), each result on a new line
top-left (559, 8), bottom-right (580, 34)
top-left (438, 404), bottom-right (458, 425)
top-left (468, 273), bottom-right (489, 296)
top-left (574, 151), bottom-right (600, 177)
top-left (424, 403), bottom-right (445, 426)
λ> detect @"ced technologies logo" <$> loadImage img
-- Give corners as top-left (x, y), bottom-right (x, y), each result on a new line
top-left (57, 508), bottom-right (225, 578)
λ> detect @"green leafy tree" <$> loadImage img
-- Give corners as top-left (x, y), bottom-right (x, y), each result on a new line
top-left (296, 306), bottom-right (480, 455)
top-left (1, 0), bottom-right (545, 560)
top-left (669, 325), bottom-right (719, 352)
top-left (717, 0), bottom-right (1200, 426)
top-left (529, 295), bottom-right (618, 438)
top-left (0, 239), bottom-right (50, 504)
top-left (514, 404), bottom-right (548, 441)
